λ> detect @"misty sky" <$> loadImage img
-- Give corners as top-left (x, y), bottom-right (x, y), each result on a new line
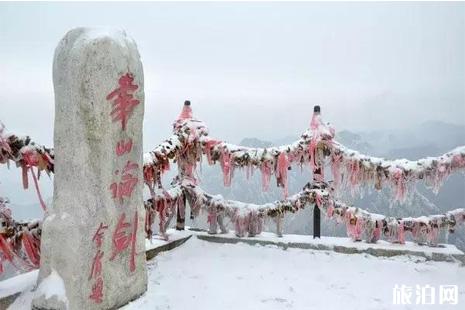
top-left (1, 2), bottom-right (464, 208)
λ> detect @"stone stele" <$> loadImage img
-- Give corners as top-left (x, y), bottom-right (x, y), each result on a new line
top-left (32, 28), bottom-right (147, 310)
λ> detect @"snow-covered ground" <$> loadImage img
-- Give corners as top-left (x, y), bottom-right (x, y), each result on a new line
top-left (5, 235), bottom-right (465, 309)
top-left (145, 229), bottom-right (192, 252)
top-left (0, 270), bottom-right (38, 300)
top-left (124, 237), bottom-right (464, 310)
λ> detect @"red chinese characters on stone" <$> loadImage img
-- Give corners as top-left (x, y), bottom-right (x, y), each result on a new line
top-left (110, 161), bottom-right (139, 201)
top-left (89, 223), bottom-right (108, 304)
top-left (110, 211), bottom-right (138, 272)
top-left (89, 250), bottom-right (104, 280)
top-left (116, 139), bottom-right (133, 156)
top-left (89, 277), bottom-right (104, 304)
top-left (92, 223), bottom-right (108, 248)
top-left (106, 73), bottom-right (140, 131)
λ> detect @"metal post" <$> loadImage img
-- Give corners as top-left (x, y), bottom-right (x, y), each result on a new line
top-left (176, 100), bottom-right (191, 231)
top-left (176, 192), bottom-right (186, 231)
top-left (312, 105), bottom-right (322, 239)
top-left (313, 172), bottom-right (321, 239)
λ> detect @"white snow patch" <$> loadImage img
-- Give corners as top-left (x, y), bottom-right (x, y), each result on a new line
top-left (45, 214), bottom-right (56, 222)
top-left (145, 228), bottom-right (192, 251)
top-left (4, 234), bottom-right (464, 309)
top-left (7, 288), bottom-right (35, 310)
top-left (123, 237), bottom-right (465, 310)
top-left (33, 269), bottom-right (68, 308)
top-left (211, 231), bottom-right (464, 256)
top-left (0, 269), bottom-right (38, 299)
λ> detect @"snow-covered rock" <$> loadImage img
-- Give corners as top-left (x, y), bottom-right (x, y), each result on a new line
top-left (32, 27), bottom-right (147, 310)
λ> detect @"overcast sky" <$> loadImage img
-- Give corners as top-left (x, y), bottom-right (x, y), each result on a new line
top-left (1, 2), bottom-right (464, 208)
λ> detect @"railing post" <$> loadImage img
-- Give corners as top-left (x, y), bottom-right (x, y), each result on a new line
top-left (217, 212), bottom-right (228, 234)
top-left (312, 105), bottom-right (322, 239)
top-left (276, 213), bottom-right (284, 237)
top-left (176, 194), bottom-right (186, 230)
top-left (208, 205), bottom-right (218, 234)
top-left (175, 100), bottom-right (191, 231)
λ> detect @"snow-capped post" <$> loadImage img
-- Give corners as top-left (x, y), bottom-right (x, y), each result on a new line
top-left (175, 100), bottom-right (192, 231)
top-left (312, 105), bottom-right (322, 239)
top-left (32, 28), bottom-right (147, 309)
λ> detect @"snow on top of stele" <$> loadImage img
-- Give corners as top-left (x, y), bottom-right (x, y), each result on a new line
top-left (57, 27), bottom-right (137, 56)
top-left (2, 229), bottom-right (465, 310)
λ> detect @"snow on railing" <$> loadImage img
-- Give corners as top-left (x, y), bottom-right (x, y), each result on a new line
top-left (0, 123), bottom-right (53, 211)
top-left (0, 197), bottom-right (41, 273)
top-left (146, 179), bottom-right (465, 246)
top-left (3, 104), bottom-right (464, 207)
top-left (313, 187), bottom-right (465, 246)
top-left (141, 102), bottom-right (465, 244)
top-left (140, 104), bottom-right (465, 202)
top-left (329, 142), bottom-right (465, 202)
top-left (2, 102), bottom-right (465, 274)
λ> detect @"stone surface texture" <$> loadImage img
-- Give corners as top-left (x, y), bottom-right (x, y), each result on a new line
top-left (32, 28), bottom-right (147, 310)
